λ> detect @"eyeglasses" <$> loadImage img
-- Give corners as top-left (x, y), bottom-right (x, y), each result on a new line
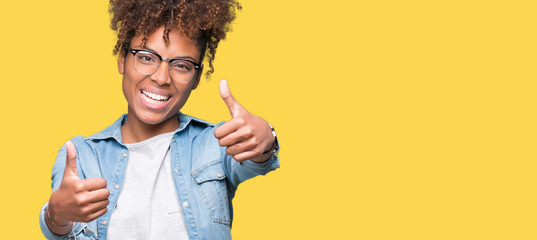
top-left (128, 48), bottom-right (201, 83)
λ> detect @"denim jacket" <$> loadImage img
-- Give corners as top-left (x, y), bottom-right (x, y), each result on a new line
top-left (39, 113), bottom-right (280, 240)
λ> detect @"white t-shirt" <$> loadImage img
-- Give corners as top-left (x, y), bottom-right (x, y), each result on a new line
top-left (107, 132), bottom-right (189, 240)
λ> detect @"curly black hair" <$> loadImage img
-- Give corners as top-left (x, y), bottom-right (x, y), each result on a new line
top-left (109, 0), bottom-right (241, 79)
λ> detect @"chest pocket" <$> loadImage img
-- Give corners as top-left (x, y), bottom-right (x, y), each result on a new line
top-left (192, 161), bottom-right (231, 225)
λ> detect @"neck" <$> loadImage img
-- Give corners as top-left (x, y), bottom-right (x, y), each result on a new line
top-left (121, 112), bottom-right (180, 144)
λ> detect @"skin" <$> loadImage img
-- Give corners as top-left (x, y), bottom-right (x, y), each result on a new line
top-left (46, 26), bottom-right (275, 236)
top-left (46, 141), bottom-right (110, 235)
top-left (119, 26), bottom-right (203, 143)
top-left (215, 79), bottom-right (275, 162)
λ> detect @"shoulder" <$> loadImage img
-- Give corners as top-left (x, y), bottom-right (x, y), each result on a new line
top-left (180, 113), bottom-right (226, 137)
top-left (65, 115), bottom-right (126, 162)
top-left (180, 113), bottom-right (217, 131)
top-left (179, 114), bottom-right (227, 162)
top-left (86, 115), bottom-right (126, 141)
top-left (184, 114), bottom-right (215, 127)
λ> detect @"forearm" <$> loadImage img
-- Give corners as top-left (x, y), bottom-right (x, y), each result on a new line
top-left (40, 203), bottom-right (74, 239)
top-left (44, 202), bottom-right (73, 236)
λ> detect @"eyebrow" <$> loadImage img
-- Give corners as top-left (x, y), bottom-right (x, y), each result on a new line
top-left (133, 45), bottom-right (198, 62)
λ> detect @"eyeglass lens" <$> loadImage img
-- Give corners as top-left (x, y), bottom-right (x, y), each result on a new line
top-left (133, 51), bottom-right (196, 83)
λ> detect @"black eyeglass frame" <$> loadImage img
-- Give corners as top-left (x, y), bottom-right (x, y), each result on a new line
top-left (128, 47), bottom-right (201, 74)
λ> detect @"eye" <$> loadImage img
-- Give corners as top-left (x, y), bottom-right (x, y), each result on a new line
top-left (140, 56), bottom-right (153, 62)
top-left (170, 60), bottom-right (194, 73)
top-left (135, 51), bottom-right (158, 64)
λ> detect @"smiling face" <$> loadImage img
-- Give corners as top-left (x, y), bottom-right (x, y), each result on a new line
top-left (118, 26), bottom-right (202, 139)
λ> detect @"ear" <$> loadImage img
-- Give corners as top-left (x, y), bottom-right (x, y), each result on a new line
top-left (118, 51), bottom-right (126, 75)
top-left (192, 64), bottom-right (203, 90)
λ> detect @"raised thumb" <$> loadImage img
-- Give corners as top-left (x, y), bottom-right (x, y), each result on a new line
top-left (64, 140), bottom-right (79, 178)
top-left (219, 79), bottom-right (241, 117)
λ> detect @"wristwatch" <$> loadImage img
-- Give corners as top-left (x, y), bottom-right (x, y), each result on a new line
top-left (263, 123), bottom-right (279, 157)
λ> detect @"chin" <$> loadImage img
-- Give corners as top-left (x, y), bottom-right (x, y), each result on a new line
top-left (136, 111), bottom-right (172, 125)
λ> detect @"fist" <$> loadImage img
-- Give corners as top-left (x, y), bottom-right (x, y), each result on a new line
top-left (214, 80), bottom-right (275, 162)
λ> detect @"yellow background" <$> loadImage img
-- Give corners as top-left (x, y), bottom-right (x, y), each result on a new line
top-left (0, 0), bottom-right (536, 239)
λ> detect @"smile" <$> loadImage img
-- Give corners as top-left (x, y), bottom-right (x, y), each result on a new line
top-left (141, 90), bottom-right (170, 105)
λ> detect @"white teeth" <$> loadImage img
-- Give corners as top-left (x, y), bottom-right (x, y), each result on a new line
top-left (142, 91), bottom-right (170, 101)
top-left (142, 92), bottom-right (166, 105)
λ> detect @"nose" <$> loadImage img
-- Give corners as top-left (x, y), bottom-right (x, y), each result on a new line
top-left (150, 61), bottom-right (172, 85)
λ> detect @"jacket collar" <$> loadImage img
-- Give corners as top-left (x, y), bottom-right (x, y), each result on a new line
top-left (86, 113), bottom-right (213, 141)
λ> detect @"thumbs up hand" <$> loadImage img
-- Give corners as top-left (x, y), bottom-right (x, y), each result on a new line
top-left (47, 141), bottom-right (110, 231)
top-left (214, 80), bottom-right (275, 163)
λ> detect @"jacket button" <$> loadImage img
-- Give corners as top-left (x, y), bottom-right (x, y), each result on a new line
top-left (174, 168), bottom-right (179, 173)
top-left (172, 138), bottom-right (176, 142)
top-left (115, 184), bottom-right (120, 189)
top-left (122, 153), bottom-right (127, 157)
top-left (183, 201), bottom-right (189, 207)
top-left (217, 173), bottom-right (222, 178)
top-left (102, 220), bottom-right (107, 226)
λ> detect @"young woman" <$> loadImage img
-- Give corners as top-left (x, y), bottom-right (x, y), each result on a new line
top-left (39, 1), bottom-right (279, 239)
